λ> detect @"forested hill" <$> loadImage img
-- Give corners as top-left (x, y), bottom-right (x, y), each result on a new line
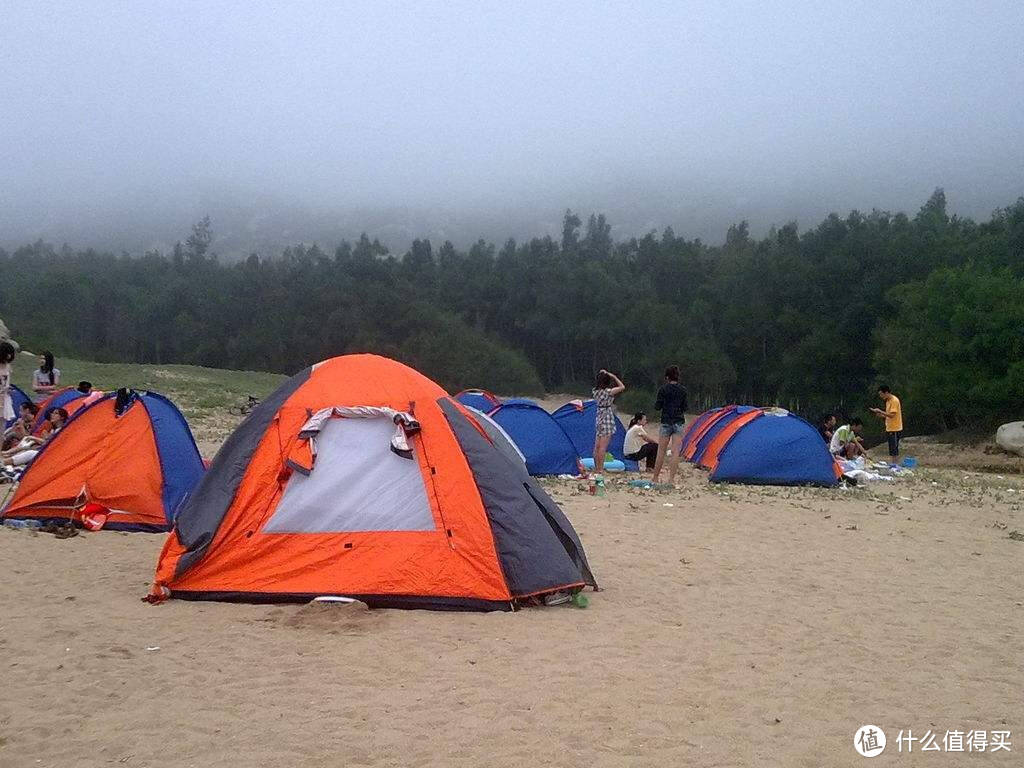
top-left (2, 189), bottom-right (1022, 434)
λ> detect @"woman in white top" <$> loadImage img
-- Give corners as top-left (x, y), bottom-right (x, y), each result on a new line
top-left (0, 341), bottom-right (16, 424)
top-left (623, 412), bottom-right (659, 471)
top-left (32, 351), bottom-right (61, 395)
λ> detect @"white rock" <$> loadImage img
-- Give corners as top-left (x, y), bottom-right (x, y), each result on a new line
top-left (995, 421), bottom-right (1024, 457)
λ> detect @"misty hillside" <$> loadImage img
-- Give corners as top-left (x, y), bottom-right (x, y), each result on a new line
top-left (3, 190), bottom-right (1023, 438)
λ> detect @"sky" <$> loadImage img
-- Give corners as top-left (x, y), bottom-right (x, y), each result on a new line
top-left (1, 1), bottom-right (1022, 254)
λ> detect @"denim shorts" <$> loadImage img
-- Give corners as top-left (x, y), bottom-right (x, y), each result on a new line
top-left (659, 421), bottom-right (685, 438)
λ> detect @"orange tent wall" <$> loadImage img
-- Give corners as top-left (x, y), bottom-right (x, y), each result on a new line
top-left (4, 399), bottom-right (167, 528)
top-left (154, 357), bottom-right (514, 603)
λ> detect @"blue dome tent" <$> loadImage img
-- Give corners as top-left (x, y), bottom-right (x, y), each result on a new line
top-left (488, 399), bottom-right (581, 476)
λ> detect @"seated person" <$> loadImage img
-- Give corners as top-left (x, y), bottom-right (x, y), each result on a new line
top-left (819, 413), bottom-right (837, 442)
top-left (829, 417), bottom-right (866, 459)
top-left (2, 407), bottom-right (68, 467)
top-left (624, 412), bottom-right (659, 471)
top-left (78, 381), bottom-right (105, 407)
top-left (2, 401), bottom-right (39, 450)
top-left (32, 351), bottom-right (62, 395)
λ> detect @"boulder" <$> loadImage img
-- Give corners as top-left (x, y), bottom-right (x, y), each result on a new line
top-left (995, 422), bottom-right (1024, 457)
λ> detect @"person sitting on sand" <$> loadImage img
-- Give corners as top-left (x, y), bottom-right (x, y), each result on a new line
top-left (2, 401), bottom-right (39, 450)
top-left (31, 351), bottom-right (61, 395)
top-left (592, 369), bottom-right (626, 473)
top-left (624, 412), bottom-right (659, 471)
top-left (819, 413), bottom-right (837, 442)
top-left (652, 365), bottom-right (688, 485)
top-left (2, 407), bottom-right (68, 467)
top-left (829, 418), bottom-right (867, 459)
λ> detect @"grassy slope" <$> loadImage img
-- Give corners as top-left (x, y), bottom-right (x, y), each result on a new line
top-left (10, 353), bottom-right (287, 453)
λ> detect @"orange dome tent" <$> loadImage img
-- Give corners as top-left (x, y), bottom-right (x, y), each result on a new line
top-left (150, 354), bottom-right (596, 610)
top-left (2, 390), bottom-right (205, 531)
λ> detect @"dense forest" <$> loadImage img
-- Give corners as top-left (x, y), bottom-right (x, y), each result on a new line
top-left (2, 189), bottom-right (1022, 435)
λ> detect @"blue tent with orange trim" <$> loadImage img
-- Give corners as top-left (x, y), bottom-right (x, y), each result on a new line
top-left (686, 406), bottom-right (841, 487)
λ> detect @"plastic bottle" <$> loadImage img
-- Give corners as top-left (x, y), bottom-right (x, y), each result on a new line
top-left (595, 475), bottom-right (605, 497)
top-left (588, 476), bottom-right (596, 495)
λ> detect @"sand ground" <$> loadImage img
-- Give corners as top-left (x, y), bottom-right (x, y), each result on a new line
top-left (2, 448), bottom-right (1022, 767)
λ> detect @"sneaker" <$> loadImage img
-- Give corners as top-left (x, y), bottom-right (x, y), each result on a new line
top-left (543, 591), bottom-right (571, 606)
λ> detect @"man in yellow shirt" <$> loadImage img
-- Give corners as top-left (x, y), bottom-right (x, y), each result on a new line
top-left (871, 385), bottom-right (903, 458)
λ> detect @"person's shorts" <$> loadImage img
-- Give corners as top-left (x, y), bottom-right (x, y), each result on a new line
top-left (659, 421), bottom-right (685, 438)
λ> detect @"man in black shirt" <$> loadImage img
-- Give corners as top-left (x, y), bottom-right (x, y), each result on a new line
top-left (652, 365), bottom-right (688, 485)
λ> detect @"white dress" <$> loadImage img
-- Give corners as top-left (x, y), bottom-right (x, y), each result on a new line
top-left (0, 362), bottom-right (13, 422)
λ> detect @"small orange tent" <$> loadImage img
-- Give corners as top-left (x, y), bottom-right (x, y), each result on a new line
top-left (2, 390), bottom-right (205, 531)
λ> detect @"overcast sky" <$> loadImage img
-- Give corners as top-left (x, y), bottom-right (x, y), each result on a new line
top-left (2, 1), bottom-right (1022, 251)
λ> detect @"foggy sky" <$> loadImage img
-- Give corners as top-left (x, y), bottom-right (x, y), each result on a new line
top-left (2, 1), bottom-right (1023, 254)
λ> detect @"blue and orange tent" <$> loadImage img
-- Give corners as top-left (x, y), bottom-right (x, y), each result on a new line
top-left (1, 389), bottom-right (205, 531)
top-left (488, 399), bottom-right (581, 476)
top-left (551, 399), bottom-right (637, 470)
top-left (685, 406), bottom-right (841, 487)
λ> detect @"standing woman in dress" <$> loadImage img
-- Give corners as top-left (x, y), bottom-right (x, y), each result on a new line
top-left (592, 369), bottom-right (625, 473)
top-left (0, 342), bottom-right (17, 426)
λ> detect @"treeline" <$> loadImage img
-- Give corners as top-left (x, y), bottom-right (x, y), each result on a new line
top-left (1, 190), bottom-right (1022, 433)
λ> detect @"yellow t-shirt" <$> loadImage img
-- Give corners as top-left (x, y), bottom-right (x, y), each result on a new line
top-left (884, 395), bottom-right (903, 432)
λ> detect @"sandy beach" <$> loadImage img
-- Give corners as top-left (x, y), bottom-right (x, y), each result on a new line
top-left (2, 441), bottom-right (1021, 768)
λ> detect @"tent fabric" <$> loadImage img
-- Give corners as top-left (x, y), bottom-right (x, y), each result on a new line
top-left (685, 405), bottom-right (842, 487)
top-left (151, 354), bottom-right (596, 610)
top-left (440, 399), bottom-right (596, 594)
top-left (688, 406), bottom-right (757, 464)
top-left (487, 400), bottom-right (581, 476)
top-left (465, 406), bottom-right (527, 468)
top-left (679, 407), bottom-right (725, 458)
top-left (551, 399), bottom-right (637, 470)
top-left (454, 389), bottom-right (501, 413)
top-left (6, 385), bottom-right (31, 427)
top-left (1, 390), bottom-right (205, 531)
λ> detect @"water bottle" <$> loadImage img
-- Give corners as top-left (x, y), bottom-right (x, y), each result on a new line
top-left (595, 475), bottom-right (605, 497)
